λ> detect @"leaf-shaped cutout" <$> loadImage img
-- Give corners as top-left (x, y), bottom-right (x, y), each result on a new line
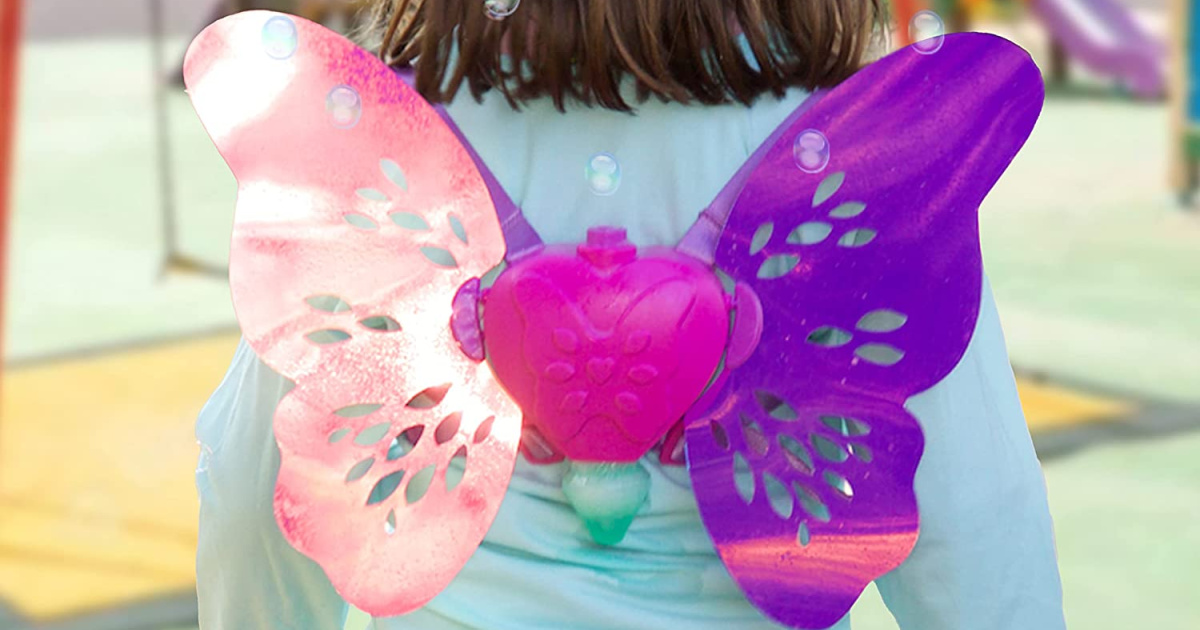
top-left (306, 295), bottom-right (351, 313)
top-left (733, 452), bottom-right (755, 504)
top-left (820, 415), bottom-right (871, 437)
top-left (740, 414), bottom-right (769, 456)
top-left (855, 343), bottom-right (905, 366)
top-left (824, 470), bottom-right (854, 499)
top-left (793, 481), bottom-right (831, 522)
top-left (354, 422), bottom-right (392, 447)
top-left (750, 222), bottom-right (773, 255)
top-left (405, 464), bottom-right (436, 505)
top-left (407, 384), bottom-right (451, 409)
top-left (473, 416), bottom-right (495, 443)
top-left (810, 433), bottom-right (849, 463)
top-left (386, 434), bottom-right (410, 458)
top-left (828, 201), bottom-right (867, 218)
top-left (798, 521), bottom-right (811, 546)
top-left (335, 403), bottom-right (382, 418)
top-left (449, 214), bottom-right (468, 244)
top-left (757, 254), bottom-right (799, 280)
top-left (446, 446), bottom-right (468, 492)
top-left (755, 390), bottom-right (798, 421)
top-left (812, 171), bottom-right (846, 207)
top-left (359, 315), bottom-right (401, 331)
top-left (763, 472), bottom-right (794, 519)
top-left (343, 213), bottom-right (378, 230)
top-left (806, 326), bottom-right (853, 347)
top-left (786, 222), bottom-right (833, 245)
top-left (381, 158), bottom-right (409, 190)
top-left (856, 309), bottom-right (908, 333)
top-left (849, 442), bottom-right (873, 463)
top-left (837, 229), bottom-right (877, 247)
top-left (387, 426), bottom-right (424, 460)
top-left (306, 329), bottom-right (350, 345)
top-left (711, 420), bottom-right (730, 450)
top-left (328, 428), bottom-right (351, 444)
top-left (778, 434), bottom-right (814, 475)
top-left (356, 187), bottom-right (389, 202)
top-left (434, 412), bottom-right (462, 445)
top-left (389, 212), bottom-right (430, 230)
top-left (384, 509), bottom-right (397, 535)
top-left (345, 457), bottom-right (375, 482)
top-left (366, 469), bottom-right (405, 505)
top-left (421, 246), bottom-right (459, 268)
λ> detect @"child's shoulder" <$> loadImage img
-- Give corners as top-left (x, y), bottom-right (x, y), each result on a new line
top-left (441, 87), bottom-right (812, 243)
top-left (444, 84), bottom-right (812, 142)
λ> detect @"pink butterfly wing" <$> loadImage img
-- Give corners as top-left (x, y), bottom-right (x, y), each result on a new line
top-left (686, 34), bottom-right (1044, 629)
top-left (184, 12), bottom-right (520, 615)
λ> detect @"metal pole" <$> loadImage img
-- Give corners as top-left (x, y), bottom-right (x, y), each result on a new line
top-left (149, 0), bottom-right (182, 279)
top-left (1, 0), bottom-right (23, 403)
top-left (152, 0), bottom-right (228, 279)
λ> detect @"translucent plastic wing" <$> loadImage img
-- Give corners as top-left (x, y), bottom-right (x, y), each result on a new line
top-left (684, 34), bottom-right (1044, 629)
top-left (184, 12), bottom-right (521, 615)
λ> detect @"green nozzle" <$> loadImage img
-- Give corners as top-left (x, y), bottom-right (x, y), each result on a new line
top-left (561, 461), bottom-right (651, 546)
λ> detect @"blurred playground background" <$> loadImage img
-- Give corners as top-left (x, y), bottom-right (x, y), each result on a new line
top-left (0, 0), bottom-right (1197, 629)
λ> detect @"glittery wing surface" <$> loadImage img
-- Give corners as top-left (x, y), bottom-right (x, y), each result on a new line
top-left (685, 34), bottom-right (1044, 629)
top-left (184, 12), bottom-right (520, 615)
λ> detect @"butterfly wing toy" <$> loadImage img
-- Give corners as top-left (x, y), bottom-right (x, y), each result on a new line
top-left (184, 12), bottom-right (527, 614)
top-left (185, 11), bottom-right (1042, 628)
top-left (680, 34), bottom-right (1044, 629)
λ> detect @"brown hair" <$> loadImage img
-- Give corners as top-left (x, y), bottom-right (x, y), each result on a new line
top-left (368, 0), bottom-right (884, 112)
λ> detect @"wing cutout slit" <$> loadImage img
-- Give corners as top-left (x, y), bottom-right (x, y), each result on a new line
top-left (407, 385), bottom-right (451, 409)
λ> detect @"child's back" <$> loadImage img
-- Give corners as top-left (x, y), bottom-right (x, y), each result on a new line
top-left (195, 2), bottom-right (1065, 628)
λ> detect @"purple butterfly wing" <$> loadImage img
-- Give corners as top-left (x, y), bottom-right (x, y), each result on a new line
top-left (685, 34), bottom-right (1044, 629)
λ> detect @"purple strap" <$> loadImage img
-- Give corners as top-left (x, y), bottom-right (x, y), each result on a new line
top-left (394, 67), bottom-right (543, 260)
top-left (677, 90), bottom-right (825, 264)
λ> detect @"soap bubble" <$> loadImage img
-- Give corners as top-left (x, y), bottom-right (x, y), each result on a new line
top-left (793, 129), bottom-right (830, 174)
top-left (909, 10), bottom-right (945, 55)
top-left (327, 85), bottom-right (362, 129)
top-left (586, 153), bottom-right (621, 196)
top-left (485, 0), bottom-right (521, 20)
top-left (262, 16), bottom-right (299, 60)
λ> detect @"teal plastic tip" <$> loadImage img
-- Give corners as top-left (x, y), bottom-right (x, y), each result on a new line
top-left (561, 461), bottom-right (651, 546)
top-left (582, 515), bottom-right (638, 546)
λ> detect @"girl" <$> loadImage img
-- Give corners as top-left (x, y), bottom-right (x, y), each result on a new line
top-left (194, 1), bottom-right (1066, 628)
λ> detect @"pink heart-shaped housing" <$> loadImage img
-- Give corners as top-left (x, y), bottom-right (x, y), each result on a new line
top-left (483, 228), bottom-right (730, 462)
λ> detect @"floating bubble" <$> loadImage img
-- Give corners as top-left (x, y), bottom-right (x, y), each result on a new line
top-left (485, 0), bottom-right (521, 20)
top-left (793, 129), bottom-right (830, 174)
top-left (262, 16), bottom-right (299, 60)
top-left (327, 85), bottom-right (363, 129)
top-left (586, 153), bottom-right (621, 196)
top-left (909, 10), bottom-right (945, 55)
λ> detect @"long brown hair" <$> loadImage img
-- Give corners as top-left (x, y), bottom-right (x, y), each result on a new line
top-left (368, 0), bottom-right (884, 112)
